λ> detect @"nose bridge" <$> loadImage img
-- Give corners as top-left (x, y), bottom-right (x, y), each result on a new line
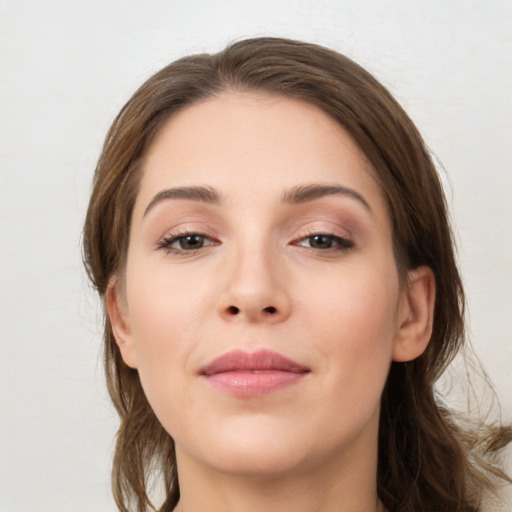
top-left (233, 242), bottom-right (275, 294)
top-left (217, 233), bottom-right (291, 323)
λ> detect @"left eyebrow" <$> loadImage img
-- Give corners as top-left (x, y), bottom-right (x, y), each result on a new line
top-left (281, 184), bottom-right (371, 212)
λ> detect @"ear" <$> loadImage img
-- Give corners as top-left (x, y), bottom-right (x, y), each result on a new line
top-left (105, 278), bottom-right (138, 368)
top-left (393, 266), bottom-right (436, 362)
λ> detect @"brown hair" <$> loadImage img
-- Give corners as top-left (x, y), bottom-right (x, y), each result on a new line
top-left (82, 37), bottom-right (511, 512)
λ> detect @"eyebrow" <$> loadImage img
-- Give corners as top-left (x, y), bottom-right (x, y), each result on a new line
top-left (143, 182), bottom-right (371, 217)
top-left (143, 186), bottom-right (220, 217)
top-left (281, 184), bottom-right (371, 212)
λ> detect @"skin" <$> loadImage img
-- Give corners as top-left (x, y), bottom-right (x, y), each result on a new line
top-left (107, 92), bottom-right (435, 512)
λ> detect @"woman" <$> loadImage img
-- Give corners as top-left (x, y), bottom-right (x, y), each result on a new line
top-left (82, 37), bottom-right (511, 512)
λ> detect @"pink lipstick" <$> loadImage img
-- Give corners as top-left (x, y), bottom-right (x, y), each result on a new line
top-left (200, 349), bottom-right (309, 398)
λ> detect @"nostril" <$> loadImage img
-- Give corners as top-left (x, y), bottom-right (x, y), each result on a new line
top-left (227, 306), bottom-right (240, 315)
top-left (264, 306), bottom-right (277, 314)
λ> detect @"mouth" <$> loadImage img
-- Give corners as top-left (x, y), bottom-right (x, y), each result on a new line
top-left (200, 349), bottom-right (310, 398)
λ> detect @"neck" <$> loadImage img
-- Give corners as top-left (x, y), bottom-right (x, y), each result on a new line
top-left (176, 478), bottom-right (384, 512)
top-left (175, 435), bottom-right (384, 512)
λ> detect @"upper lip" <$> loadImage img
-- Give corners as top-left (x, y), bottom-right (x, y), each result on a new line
top-left (200, 349), bottom-right (310, 376)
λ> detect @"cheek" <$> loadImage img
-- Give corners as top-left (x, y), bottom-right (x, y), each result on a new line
top-left (297, 261), bottom-right (400, 389)
top-left (127, 258), bottom-right (213, 344)
top-left (123, 262), bottom-right (215, 408)
top-left (299, 259), bottom-right (399, 335)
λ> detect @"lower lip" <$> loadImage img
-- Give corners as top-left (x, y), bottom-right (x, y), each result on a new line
top-left (203, 370), bottom-right (307, 398)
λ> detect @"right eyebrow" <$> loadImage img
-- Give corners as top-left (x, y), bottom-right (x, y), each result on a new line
top-left (143, 186), bottom-right (221, 217)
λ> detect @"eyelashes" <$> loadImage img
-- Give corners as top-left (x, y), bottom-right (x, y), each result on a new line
top-left (157, 232), bottom-right (219, 254)
top-left (157, 230), bottom-right (354, 256)
top-left (295, 233), bottom-right (354, 251)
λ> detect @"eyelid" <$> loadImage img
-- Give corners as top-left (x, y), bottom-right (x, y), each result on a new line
top-left (288, 221), bottom-right (356, 251)
top-left (289, 220), bottom-right (352, 240)
top-left (156, 227), bottom-right (220, 254)
top-left (154, 219), bottom-right (221, 243)
top-left (293, 232), bottom-right (354, 248)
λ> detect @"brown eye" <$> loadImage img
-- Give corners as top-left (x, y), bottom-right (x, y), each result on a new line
top-left (177, 234), bottom-right (207, 250)
top-left (158, 233), bottom-right (217, 253)
top-left (297, 234), bottom-right (354, 251)
top-left (308, 235), bottom-right (335, 249)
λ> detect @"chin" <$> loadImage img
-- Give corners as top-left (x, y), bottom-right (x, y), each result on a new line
top-left (175, 414), bottom-right (318, 478)
top-left (207, 442), bottom-right (308, 479)
top-left (175, 410), bottom-right (362, 481)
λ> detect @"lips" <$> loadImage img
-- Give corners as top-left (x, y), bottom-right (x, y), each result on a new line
top-left (200, 349), bottom-right (310, 398)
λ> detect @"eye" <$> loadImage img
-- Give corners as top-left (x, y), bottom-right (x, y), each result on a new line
top-left (296, 234), bottom-right (354, 251)
top-left (158, 232), bottom-right (218, 253)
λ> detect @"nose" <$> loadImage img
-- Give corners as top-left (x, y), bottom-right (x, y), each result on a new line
top-left (216, 246), bottom-right (292, 324)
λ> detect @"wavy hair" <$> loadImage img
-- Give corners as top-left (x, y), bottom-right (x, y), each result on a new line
top-left (82, 37), bottom-right (511, 512)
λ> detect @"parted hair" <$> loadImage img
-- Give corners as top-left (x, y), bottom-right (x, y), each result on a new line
top-left (82, 37), bottom-right (511, 512)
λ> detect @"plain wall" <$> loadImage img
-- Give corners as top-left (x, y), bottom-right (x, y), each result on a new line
top-left (1, 1), bottom-right (510, 510)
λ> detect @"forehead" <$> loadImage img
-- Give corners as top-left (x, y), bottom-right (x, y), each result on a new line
top-left (136, 91), bottom-right (388, 220)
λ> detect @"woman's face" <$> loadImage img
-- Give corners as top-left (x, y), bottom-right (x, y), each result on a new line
top-left (110, 92), bottom-right (420, 480)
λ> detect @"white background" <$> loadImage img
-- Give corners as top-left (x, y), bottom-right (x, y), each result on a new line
top-left (1, 1), bottom-right (511, 511)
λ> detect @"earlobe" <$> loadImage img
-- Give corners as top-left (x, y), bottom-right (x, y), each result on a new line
top-left (105, 279), bottom-right (138, 369)
top-left (393, 266), bottom-right (436, 362)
